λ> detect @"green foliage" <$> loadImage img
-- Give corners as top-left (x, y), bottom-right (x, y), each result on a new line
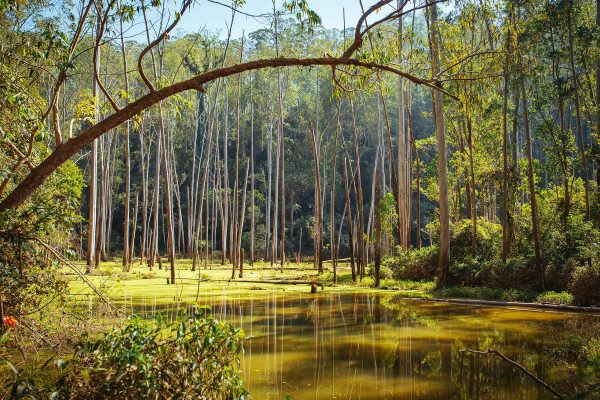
top-left (63, 315), bottom-right (248, 399)
top-left (367, 263), bottom-right (393, 280)
top-left (433, 286), bottom-right (536, 302)
top-left (570, 262), bottom-right (600, 307)
top-left (0, 160), bottom-right (82, 314)
top-left (449, 219), bottom-right (502, 262)
top-left (0, 316), bottom-right (248, 399)
top-left (583, 338), bottom-right (600, 375)
top-left (283, 0), bottom-right (321, 31)
top-left (379, 192), bottom-right (398, 239)
top-left (383, 246), bottom-right (438, 281)
top-left (535, 291), bottom-right (573, 305)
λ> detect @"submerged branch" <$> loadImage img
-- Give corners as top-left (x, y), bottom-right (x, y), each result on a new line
top-left (458, 348), bottom-right (564, 399)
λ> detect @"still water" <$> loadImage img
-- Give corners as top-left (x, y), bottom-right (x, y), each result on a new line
top-left (111, 286), bottom-right (598, 400)
top-left (185, 291), bottom-right (598, 400)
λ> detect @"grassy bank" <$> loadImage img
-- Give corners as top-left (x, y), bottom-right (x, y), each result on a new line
top-left (68, 258), bottom-right (577, 308)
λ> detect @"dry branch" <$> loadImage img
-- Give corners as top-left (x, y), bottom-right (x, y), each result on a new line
top-left (30, 238), bottom-right (122, 316)
top-left (458, 348), bottom-right (563, 399)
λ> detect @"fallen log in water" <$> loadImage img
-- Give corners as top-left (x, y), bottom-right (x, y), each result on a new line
top-left (177, 277), bottom-right (316, 285)
top-left (400, 296), bottom-right (600, 314)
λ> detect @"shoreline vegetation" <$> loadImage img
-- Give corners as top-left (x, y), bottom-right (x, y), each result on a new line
top-left (69, 258), bottom-right (600, 313)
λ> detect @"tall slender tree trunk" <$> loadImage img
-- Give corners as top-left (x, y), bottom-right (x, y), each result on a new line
top-left (567, 3), bottom-right (591, 220)
top-left (140, 125), bottom-right (148, 264)
top-left (233, 42), bottom-right (245, 272)
top-left (120, 16), bottom-right (131, 269)
top-left (330, 101), bottom-right (340, 283)
top-left (397, 3), bottom-right (409, 249)
top-left (415, 147), bottom-right (422, 249)
top-left (428, 0), bottom-right (450, 285)
top-left (234, 161), bottom-right (250, 279)
top-left (501, 17), bottom-right (511, 262)
top-left (520, 60), bottom-right (544, 290)
top-left (596, 0), bottom-right (600, 229)
top-left (265, 105), bottom-right (273, 261)
top-left (350, 100), bottom-right (365, 280)
top-left (343, 158), bottom-right (355, 282)
top-left (467, 116), bottom-right (477, 256)
top-left (130, 191), bottom-right (139, 262)
top-left (279, 81), bottom-right (286, 271)
top-left (374, 170), bottom-right (382, 288)
top-left (159, 105), bottom-right (176, 283)
top-left (311, 126), bottom-right (323, 273)
top-left (250, 73), bottom-right (255, 263)
top-left (272, 118), bottom-right (280, 266)
top-left (86, 12), bottom-right (101, 274)
top-left (222, 94), bottom-right (230, 265)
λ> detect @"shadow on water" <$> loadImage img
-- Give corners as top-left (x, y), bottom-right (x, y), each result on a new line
top-left (78, 290), bottom-right (599, 400)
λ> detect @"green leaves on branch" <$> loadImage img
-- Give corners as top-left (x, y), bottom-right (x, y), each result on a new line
top-left (283, 0), bottom-right (321, 32)
top-left (64, 315), bottom-right (248, 399)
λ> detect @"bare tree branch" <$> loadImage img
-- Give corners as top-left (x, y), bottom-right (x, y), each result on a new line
top-left (137, 0), bottom-right (193, 92)
top-left (93, 0), bottom-right (121, 111)
top-left (459, 348), bottom-right (564, 399)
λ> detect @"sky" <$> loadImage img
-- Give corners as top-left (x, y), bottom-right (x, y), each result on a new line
top-left (174, 0), bottom-right (377, 39)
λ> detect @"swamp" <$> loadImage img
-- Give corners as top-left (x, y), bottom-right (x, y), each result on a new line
top-left (1, 0), bottom-right (600, 398)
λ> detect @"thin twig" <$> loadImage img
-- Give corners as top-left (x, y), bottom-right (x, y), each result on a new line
top-left (28, 238), bottom-right (123, 316)
top-left (459, 348), bottom-right (564, 399)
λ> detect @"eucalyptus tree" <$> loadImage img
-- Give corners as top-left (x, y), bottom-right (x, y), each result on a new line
top-left (0, 0), bottom-right (451, 215)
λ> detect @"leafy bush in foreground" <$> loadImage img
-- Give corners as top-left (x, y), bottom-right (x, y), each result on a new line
top-left (1, 315), bottom-right (249, 399)
top-left (63, 315), bottom-right (248, 399)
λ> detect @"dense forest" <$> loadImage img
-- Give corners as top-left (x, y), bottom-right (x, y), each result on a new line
top-left (1, 0), bottom-right (599, 398)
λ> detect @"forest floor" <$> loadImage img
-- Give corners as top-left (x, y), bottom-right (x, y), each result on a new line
top-left (65, 258), bottom-right (588, 312)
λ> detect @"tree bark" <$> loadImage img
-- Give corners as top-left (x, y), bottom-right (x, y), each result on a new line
top-left (428, 0), bottom-right (450, 285)
top-left (120, 14), bottom-right (131, 269)
top-left (344, 157), bottom-right (356, 282)
top-left (374, 170), bottom-right (382, 288)
top-left (519, 60), bottom-right (544, 290)
top-left (567, 2), bottom-right (591, 220)
top-left (0, 56), bottom-right (448, 213)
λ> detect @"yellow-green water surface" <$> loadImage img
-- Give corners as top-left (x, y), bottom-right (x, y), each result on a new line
top-left (69, 267), bottom-right (599, 400)
top-left (121, 288), bottom-right (598, 400)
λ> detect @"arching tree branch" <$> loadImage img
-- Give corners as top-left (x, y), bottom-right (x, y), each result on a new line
top-left (0, 1), bottom-right (457, 212)
top-left (137, 0), bottom-right (193, 92)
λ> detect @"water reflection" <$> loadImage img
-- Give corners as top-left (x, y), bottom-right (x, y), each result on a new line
top-left (151, 292), bottom-right (584, 400)
top-left (96, 290), bottom-right (597, 399)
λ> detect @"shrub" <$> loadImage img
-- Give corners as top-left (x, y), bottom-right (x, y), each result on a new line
top-left (367, 263), bottom-right (393, 280)
top-left (583, 338), bottom-right (600, 373)
top-left (488, 257), bottom-right (535, 288)
top-left (0, 160), bottom-right (82, 315)
top-left (383, 246), bottom-right (438, 281)
top-left (433, 286), bottom-right (535, 302)
top-left (63, 315), bottom-right (248, 399)
top-left (570, 263), bottom-right (600, 306)
top-left (536, 291), bottom-right (574, 305)
top-left (449, 219), bottom-right (502, 262)
top-left (500, 288), bottom-right (533, 302)
top-left (448, 258), bottom-right (485, 286)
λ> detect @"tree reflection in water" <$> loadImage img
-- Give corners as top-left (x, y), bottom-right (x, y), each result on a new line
top-left (131, 291), bottom-right (597, 400)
